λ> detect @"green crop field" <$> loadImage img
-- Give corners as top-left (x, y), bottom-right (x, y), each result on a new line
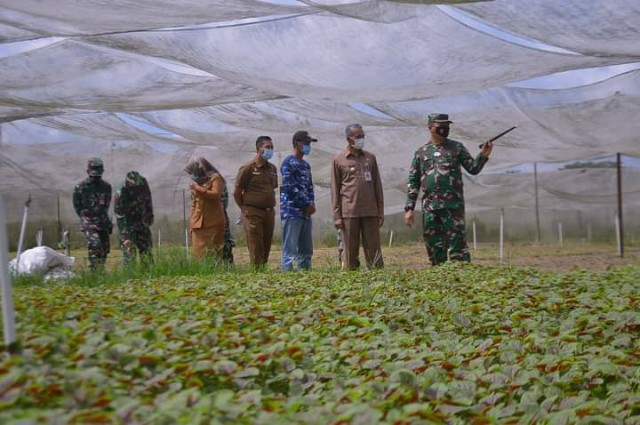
top-left (1, 249), bottom-right (639, 424)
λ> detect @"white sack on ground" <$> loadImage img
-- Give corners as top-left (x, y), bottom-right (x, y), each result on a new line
top-left (9, 246), bottom-right (75, 276)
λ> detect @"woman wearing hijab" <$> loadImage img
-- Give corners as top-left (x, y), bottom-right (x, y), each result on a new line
top-left (184, 157), bottom-right (226, 260)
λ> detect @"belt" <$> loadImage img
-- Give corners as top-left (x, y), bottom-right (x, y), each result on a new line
top-left (245, 205), bottom-right (274, 212)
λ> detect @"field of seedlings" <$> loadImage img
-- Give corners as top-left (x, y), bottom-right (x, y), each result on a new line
top-left (1, 244), bottom-right (640, 424)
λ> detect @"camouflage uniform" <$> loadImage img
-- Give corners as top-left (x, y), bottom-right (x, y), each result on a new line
top-left (114, 171), bottom-right (154, 266)
top-left (221, 185), bottom-right (235, 264)
top-left (73, 158), bottom-right (112, 271)
top-left (406, 120), bottom-right (488, 266)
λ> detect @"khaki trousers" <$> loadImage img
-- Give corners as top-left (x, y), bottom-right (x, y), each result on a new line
top-left (343, 217), bottom-right (383, 270)
top-left (191, 225), bottom-right (224, 260)
top-left (242, 206), bottom-right (275, 267)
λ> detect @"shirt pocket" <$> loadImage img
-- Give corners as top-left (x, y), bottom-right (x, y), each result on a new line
top-left (344, 161), bottom-right (359, 181)
top-left (422, 156), bottom-right (435, 176)
top-left (437, 152), bottom-right (456, 172)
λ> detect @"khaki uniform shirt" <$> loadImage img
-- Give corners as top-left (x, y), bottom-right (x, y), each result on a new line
top-left (235, 158), bottom-right (278, 209)
top-left (331, 148), bottom-right (384, 220)
top-left (190, 173), bottom-right (225, 229)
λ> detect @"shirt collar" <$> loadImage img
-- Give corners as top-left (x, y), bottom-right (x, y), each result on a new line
top-left (252, 157), bottom-right (269, 169)
top-left (427, 138), bottom-right (449, 148)
top-left (344, 147), bottom-right (364, 158)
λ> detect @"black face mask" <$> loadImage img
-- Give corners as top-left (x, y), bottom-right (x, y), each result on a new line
top-left (436, 126), bottom-right (449, 138)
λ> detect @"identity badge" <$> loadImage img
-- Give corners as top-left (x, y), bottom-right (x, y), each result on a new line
top-left (364, 171), bottom-right (372, 181)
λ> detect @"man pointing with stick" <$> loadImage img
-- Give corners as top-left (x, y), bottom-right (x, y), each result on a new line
top-left (404, 113), bottom-right (496, 266)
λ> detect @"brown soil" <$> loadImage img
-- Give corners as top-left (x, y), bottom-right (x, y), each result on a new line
top-left (264, 242), bottom-right (640, 273)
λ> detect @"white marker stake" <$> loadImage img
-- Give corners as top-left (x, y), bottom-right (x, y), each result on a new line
top-left (0, 197), bottom-right (17, 346)
top-left (558, 222), bottom-right (563, 246)
top-left (15, 195), bottom-right (32, 270)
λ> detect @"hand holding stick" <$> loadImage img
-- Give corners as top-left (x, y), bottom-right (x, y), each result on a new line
top-left (479, 125), bottom-right (518, 148)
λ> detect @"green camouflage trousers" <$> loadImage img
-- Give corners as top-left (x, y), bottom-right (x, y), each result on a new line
top-left (120, 223), bottom-right (153, 266)
top-left (82, 228), bottom-right (111, 271)
top-left (422, 207), bottom-right (470, 266)
top-left (222, 207), bottom-right (235, 264)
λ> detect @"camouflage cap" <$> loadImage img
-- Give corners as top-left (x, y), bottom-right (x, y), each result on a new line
top-left (428, 113), bottom-right (453, 126)
top-left (87, 157), bottom-right (104, 176)
top-left (125, 171), bottom-right (143, 186)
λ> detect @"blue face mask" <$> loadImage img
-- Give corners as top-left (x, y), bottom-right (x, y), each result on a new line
top-left (262, 148), bottom-right (274, 161)
top-left (302, 145), bottom-right (311, 155)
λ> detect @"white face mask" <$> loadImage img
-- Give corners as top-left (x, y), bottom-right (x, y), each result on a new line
top-left (352, 137), bottom-right (365, 150)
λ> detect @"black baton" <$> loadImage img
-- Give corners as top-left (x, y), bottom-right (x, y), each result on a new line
top-left (479, 125), bottom-right (517, 148)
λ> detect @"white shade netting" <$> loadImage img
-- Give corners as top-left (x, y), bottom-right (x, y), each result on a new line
top-left (0, 0), bottom-right (639, 237)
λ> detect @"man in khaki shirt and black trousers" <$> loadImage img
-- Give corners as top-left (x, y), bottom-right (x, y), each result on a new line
top-left (234, 136), bottom-right (278, 268)
top-left (331, 124), bottom-right (384, 270)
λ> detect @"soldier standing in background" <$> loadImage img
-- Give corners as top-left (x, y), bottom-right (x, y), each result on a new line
top-left (234, 136), bottom-right (278, 269)
top-left (73, 157), bottom-right (113, 271)
top-left (404, 113), bottom-right (493, 266)
top-left (114, 171), bottom-right (154, 266)
top-left (221, 184), bottom-right (235, 264)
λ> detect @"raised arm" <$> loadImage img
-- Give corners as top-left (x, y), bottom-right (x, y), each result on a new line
top-left (459, 144), bottom-right (488, 176)
top-left (194, 174), bottom-right (223, 201)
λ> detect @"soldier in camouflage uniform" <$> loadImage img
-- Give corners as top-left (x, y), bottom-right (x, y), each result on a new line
top-left (114, 171), bottom-right (154, 266)
top-left (221, 184), bottom-right (235, 264)
top-left (73, 158), bottom-right (113, 271)
top-left (404, 114), bottom-right (493, 266)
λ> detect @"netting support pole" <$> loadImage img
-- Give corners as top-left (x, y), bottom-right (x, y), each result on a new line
top-left (499, 208), bottom-right (504, 265)
top-left (615, 216), bottom-right (622, 257)
top-left (0, 196), bottom-right (17, 347)
top-left (388, 230), bottom-right (394, 248)
top-left (616, 153), bottom-right (624, 257)
top-left (534, 162), bottom-right (541, 244)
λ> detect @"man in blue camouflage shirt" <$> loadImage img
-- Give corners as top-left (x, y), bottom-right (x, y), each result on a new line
top-left (279, 130), bottom-right (317, 271)
top-left (73, 158), bottom-right (113, 271)
top-left (404, 114), bottom-right (493, 266)
top-left (114, 171), bottom-right (154, 266)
